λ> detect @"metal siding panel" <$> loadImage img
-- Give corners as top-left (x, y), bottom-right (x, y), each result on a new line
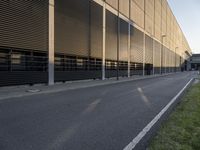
top-left (55, 0), bottom-right (90, 56)
top-left (145, 14), bottom-right (153, 34)
top-left (145, 0), bottom-right (154, 35)
top-left (105, 10), bottom-right (117, 60)
top-left (154, 40), bottom-right (161, 67)
top-left (90, 2), bottom-right (103, 59)
top-left (130, 27), bottom-right (144, 63)
top-left (133, 0), bottom-right (144, 10)
top-left (0, 1), bottom-right (48, 51)
top-left (106, 0), bottom-right (118, 9)
top-left (145, 35), bottom-right (153, 64)
top-left (131, 0), bottom-right (144, 28)
top-left (154, 0), bottom-right (161, 41)
top-left (162, 0), bottom-right (167, 39)
top-left (119, 0), bottom-right (129, 17)
top-left (120, 19), bottom-right (128, 61)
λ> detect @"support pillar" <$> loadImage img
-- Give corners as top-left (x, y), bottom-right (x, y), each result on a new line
top-left (48, 0), bottom-right (55, 85)
top-left (128, 23), bottom-right (131, 77)
top-left (102, 2), bottom-right (106, 80)
top-left (143, 0), bottom-right (146, 76)
top-left (143, 33), bottom-right (146, 76)
top-left (152, 39), bottom-right (155, 75)
top-left (160, 44), bottom-right (162, 74)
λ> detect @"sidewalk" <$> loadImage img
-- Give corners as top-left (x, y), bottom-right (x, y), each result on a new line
top-left (0, 74), bottom-right (172, 101)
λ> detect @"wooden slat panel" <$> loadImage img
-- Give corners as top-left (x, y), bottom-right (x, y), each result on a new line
top-left (131, 27), bottom-right (144, 63)
top-left (55, 0), bottom-right (90, 56)
top-left (0, 1), bottom-right (48, 51)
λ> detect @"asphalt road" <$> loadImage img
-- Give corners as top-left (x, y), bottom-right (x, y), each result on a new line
top-left (0, 72), bottom-right (197, 150)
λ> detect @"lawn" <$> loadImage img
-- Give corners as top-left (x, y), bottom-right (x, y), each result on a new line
top-left (149, 81), bottom-right (200, 150)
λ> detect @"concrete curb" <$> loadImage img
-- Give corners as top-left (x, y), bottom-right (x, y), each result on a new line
top-left (0, 73), bottom-right (177, 101)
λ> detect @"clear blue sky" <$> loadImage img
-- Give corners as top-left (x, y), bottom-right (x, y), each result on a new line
top-left (168, 0), bottom-right (200, 54)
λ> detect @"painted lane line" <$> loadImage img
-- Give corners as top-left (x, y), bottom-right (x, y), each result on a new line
top-left (123, 78), bottom-right (194, 150)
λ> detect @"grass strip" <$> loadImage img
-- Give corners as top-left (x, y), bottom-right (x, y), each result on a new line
top-left (149, 82), bottom-right (200, 150)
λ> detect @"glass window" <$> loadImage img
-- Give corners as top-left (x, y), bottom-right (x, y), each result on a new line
top-left (11, 53), bottom-right (21, 65)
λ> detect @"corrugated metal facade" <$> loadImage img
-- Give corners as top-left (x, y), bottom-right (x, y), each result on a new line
top-left (119, 19), bottom-right (128, 61)
top-left (0, 0), bottom-right (191, 86)
top-left (55, 0), bottom-right (90, 56)
top-left (130, 28), bottom-right (144, 64)
top-left (0, 1), bottom-right (48, 86)
top-left (154, 41), bottom-right (161, 74)
top-left (105, 10), bottom-right (118, 60)
top-left (54, 0), bottom-right (103, 82)
top-left (145, 35), bottom-right (153, 64)
top-left (0, 1), bottom-right (48, 51)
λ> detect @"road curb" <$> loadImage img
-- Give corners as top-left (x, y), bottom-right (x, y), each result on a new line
top-left (0, 73), bottom-right (179, 101)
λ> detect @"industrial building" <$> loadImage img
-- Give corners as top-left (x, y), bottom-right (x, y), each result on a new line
top-left (0, 0), bottom-right (191, 86)
top-left (188, 54), bottom-right (200, 71)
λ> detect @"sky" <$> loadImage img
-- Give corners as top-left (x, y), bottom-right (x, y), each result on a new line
top-left (168, 0), bottom-right (200, 54)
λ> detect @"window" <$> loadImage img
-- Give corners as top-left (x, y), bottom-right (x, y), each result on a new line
top-left (77, 58), bottom-right (84, 67)
top-left (0, 50), bottom-right (9, 71)
top-left (11, 53), bottom-right (21, 65)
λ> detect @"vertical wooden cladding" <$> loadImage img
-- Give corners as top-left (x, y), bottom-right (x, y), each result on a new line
top-left (106, 0), bottom-right (118, 9)
top-left (131, 0), bottom-right (144, 28)
top-left (133, 0), bottom-right (144, 10)
top-left (145, 35), bottom-right (153, 64)
top-left (55, 0), bottom-right (90, 56)
top-left (130, 27), bottom-right (144, 63)
top-left (162, 46), bottom-right (167, 68)
top-left (166, 48), bottom-right (170, 69)
top-left (154, 0), bottom-right (161, 41)
top-left (0, 1), bottom-right (48, 51)
top-left (170, 49), bottom-right (174, 68)
top-left (154, 41), bottom-right (161, 67)
top-left (105, 0), bottom-right (129, 17)
top-left (105, 10), bottom-right (117, 60)
top-left (171, 18), bottom-right (175, 50)
top-left (145, 0), bottom-right (154, 35)
top-left (166, 6), bottom-right (171, 49)
top-left (55, 0), bottom-right (102, 58)
top-left (119, 0), bottom-right (129, 17)
top-left (119, 19), bottom-right (128, 61)
top-left (90, 2), bottom-right (103, 59)
top-left (161, 0), bottom-right (167, 39)
top-left (105, 11), bottom-right (128, 61)
top-left (169, 10), bottom-right (174, 51)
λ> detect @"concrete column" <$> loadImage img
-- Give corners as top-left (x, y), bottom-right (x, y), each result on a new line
top-left (128, 23), bottom-right (131, 77)
top-left (102, 2), bottom-right (106, 80)
top-left (152, 40), bottom-right (155, 75)
top-left (160, 44), bottom-right (162, 74)
top-left (143, 0), bottom-right (146, 76)
top-left (165, 49), bottom-right (167, 74)
top-left (143, 33), bottom-right (146, 76)
top-left (48, 0), bottom-right (55, 85)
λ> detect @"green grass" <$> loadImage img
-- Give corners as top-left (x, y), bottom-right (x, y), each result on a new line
top-left (149, 82), bottom-right (200, 150)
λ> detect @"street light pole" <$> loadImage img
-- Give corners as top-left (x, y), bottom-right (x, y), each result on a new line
top-left (175, 47), bottom-right (178, 73)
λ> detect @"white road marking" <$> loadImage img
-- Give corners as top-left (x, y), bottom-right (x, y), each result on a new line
top-left (123, 78), bottom-right (194, 150)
